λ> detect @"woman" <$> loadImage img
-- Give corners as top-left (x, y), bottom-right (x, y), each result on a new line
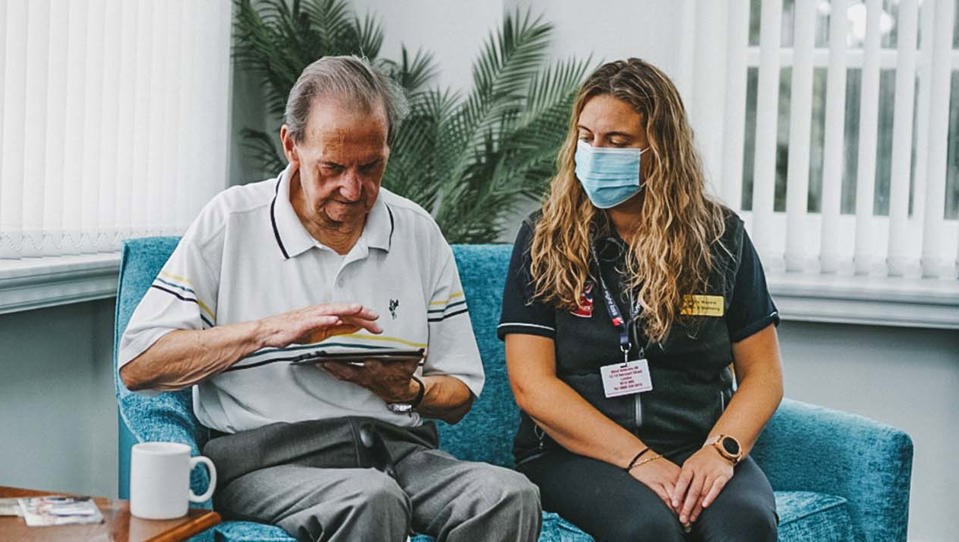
top-left (499, 58), bottom-right (783, 541)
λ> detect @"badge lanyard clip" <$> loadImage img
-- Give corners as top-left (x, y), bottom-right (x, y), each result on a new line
top-left (590, 244), bottom-right (641, 366)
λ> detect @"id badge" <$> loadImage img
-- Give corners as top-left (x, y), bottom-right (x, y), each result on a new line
top-left (600, 359), bottom-right (653, 398)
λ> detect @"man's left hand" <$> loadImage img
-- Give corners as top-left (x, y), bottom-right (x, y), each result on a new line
top-left (321, 358), bottom-right (421, 403)
top-left (669, 446), bottom-right (735, 527)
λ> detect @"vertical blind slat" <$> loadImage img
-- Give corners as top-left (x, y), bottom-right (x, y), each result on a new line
top-left (784, 0), bottom-right (817, 272)
top-left (22, 0), bottom-right (52, 258)
top-left (921, 0), bottom-right (956, 277)
top-left (853, 0), bottom-right (883, 275)
top-left (60, 0), bottom-right (87, 256)
top-left (97, 0), bottom-right (122, 252)
top-left (751, 0), bottom-right (784, 264)
top-left (886, 0), bottom-right (919, 277)
top-left (819, 0), bottom-right (849, 273)
top-left (42, 0), bottom-right (70, 256)
top-left (0, 0), bottom-right (28, 258)
top-left (80, 0), bottom-right (106, 252)
top-left (114, 0), bottom-right (137, 240)
top-left (721, 0), bottom-right (750, 210)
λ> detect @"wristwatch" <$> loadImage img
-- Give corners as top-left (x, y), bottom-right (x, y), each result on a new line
top-left (704, 434), bottom-right (743, 465)
top-left (386, 375), bottom-right (425, 414)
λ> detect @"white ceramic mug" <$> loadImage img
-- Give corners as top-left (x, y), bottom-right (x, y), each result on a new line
top-left (130, 442), bottom-right (217, 520)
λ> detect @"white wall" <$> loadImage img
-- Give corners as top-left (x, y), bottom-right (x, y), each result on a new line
top-left (779, 320), bottom-right (959, 542)
top-left (0, 299), bottom-right (117, 498)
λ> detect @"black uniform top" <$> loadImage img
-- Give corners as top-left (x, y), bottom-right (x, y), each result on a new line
top-left (498, 210), bottom-right (779, 461)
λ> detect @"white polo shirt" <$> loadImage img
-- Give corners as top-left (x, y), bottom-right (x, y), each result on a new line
top-left (119, 167), bottom-right (485, 433)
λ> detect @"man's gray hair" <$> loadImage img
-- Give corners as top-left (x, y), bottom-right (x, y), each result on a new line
top-left (284, 55), bottom-right (409, 145)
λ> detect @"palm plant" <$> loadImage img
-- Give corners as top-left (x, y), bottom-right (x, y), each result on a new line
top-left (234, 1), bottom-right (591, 242)
top-left (233, 0), bottom-right (435, 174)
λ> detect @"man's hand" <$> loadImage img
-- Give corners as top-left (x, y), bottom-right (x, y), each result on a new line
top-left (321, 358), bottom-right (421, 403)
top-left (258, 303), bottom-right (382, 348)
top-left (670, 446), bottom-right (735, 527)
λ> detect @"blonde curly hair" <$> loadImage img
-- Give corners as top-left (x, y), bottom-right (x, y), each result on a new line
top-left (529, 58), bottom-right (727, 344)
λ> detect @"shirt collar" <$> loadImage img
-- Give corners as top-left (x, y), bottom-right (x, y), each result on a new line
top-left (269, 166), bottom-right (394, 259)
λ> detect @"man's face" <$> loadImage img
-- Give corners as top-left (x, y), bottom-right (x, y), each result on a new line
top-left (282, 96), bottom-right (390, 231)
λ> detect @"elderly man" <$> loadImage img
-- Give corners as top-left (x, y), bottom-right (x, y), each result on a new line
top-left (119, 56), bottom-right (541, 542)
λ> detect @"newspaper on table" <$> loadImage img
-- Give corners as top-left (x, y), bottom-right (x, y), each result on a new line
top-left (16, 495), bottom-right (104, 526)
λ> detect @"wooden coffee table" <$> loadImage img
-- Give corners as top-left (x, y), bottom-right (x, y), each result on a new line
top-left (0, 486), bottom-right (220, 542)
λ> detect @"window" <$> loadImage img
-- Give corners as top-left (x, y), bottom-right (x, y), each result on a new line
top-left (0, 0), bottom-right (232, 313)
top-left (0, 0), bottom-right (232, 260)
top-left (734, 0), bottom-right (958, 279)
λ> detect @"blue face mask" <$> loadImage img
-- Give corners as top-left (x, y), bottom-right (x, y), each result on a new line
top-left (574, 140), bottom-right (647, 209)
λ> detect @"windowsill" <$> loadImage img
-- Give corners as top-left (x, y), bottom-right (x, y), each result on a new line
top-left (0, 253), bottom-right (121, 315)
top-left (767, 271), bottom-right (959, 330)
top-left (0, 255), bottom-right (956, 329)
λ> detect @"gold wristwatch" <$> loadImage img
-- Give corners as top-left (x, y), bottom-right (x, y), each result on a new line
top-left (704, 434), bottom-right (743, 465)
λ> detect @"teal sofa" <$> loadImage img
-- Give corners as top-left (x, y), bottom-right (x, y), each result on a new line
top-left (114, 237), bottom-right (914, 541)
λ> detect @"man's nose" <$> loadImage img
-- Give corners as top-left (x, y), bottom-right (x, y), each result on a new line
top-left (339, 170), bottom-right (362, 201)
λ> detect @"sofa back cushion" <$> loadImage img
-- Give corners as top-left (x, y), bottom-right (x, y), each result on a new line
top-left (440, 244), bottom-right (517, 467)
top-left (115, 239), bottom-right (520, 471)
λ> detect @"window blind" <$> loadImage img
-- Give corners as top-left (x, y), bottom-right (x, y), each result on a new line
top-left (688, 0), bottom-right (958, 281)
top-left (0, 0), bottom-right (232, 260)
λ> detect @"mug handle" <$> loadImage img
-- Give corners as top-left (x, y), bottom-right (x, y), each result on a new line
top-left (188, 456), bottom-right (217, 503)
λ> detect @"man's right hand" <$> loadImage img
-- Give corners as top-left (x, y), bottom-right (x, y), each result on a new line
top-left (121, 302), bottom-right (382, 391)
top-left (258, 303), bottom-right (382, 348)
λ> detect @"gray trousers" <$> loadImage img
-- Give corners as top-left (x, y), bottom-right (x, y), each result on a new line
top-left (203, 417), bottom-right (541, 542)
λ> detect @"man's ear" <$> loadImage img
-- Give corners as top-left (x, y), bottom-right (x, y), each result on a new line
top-left (280, 125), bottom-right (299, 166)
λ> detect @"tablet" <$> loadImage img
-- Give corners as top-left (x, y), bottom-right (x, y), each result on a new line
top-left (289, 348), bottom-right (425, 367)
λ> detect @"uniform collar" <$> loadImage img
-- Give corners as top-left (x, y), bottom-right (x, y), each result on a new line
top-left (269, 166), bottom-right (394, 260)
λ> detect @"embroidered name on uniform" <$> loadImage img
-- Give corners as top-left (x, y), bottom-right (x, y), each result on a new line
top-left (681, 294), bottom-right (724, 317)
top-left (389, 298), bottom-right (399, 319)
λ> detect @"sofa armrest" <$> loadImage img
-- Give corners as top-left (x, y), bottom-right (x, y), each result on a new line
top-left (116, 388), bottom-right (212, 506)
top-left (751, 398), bottom-right (913, 542)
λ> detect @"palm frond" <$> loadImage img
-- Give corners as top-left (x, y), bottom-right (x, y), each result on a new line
top-left (239, 128), bottom-right (287, 176)
top-left (233, 3), bottom-right (589, 242)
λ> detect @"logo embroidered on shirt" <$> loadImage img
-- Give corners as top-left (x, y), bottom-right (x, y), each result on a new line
top-left (571, 281), bottom-right (594, 318)
top-left (389, 298), bottom-right (399, 319)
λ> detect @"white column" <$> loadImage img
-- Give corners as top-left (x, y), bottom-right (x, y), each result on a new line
top-left (721, 0), bottom-right (751, 210)
top-left (751, 0), bottom-right (784, 265)
top-left (921, 0), bottom-right (956, 278)
top-left (819, 0), bottom-right (849, 273)
top-left (885, 0), bottom-right (919, 277)
top-left (784, 0), bottom-right (817, 272)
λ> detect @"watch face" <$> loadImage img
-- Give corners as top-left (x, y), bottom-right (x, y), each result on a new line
top-left (721, 436), bottom-right (741, 456)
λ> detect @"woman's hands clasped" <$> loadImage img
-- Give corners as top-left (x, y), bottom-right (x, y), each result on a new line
top-left (627, 445), bottom-right (735, 528)
top-left (670, 446), bottom-right (735, 526)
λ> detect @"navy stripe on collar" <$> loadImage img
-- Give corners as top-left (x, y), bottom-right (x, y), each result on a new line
top-left (386, 203), bottom-right (395, 249)
top-left (270, 178), bottom-right (290, 259)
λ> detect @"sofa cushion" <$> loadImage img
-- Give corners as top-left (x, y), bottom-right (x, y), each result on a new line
top-left (411, 512), bottom-right (591, 542)
top-left (776, 490), bottom-right (855, 542)
top-left (211, 521), bottom-right (292, 541)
